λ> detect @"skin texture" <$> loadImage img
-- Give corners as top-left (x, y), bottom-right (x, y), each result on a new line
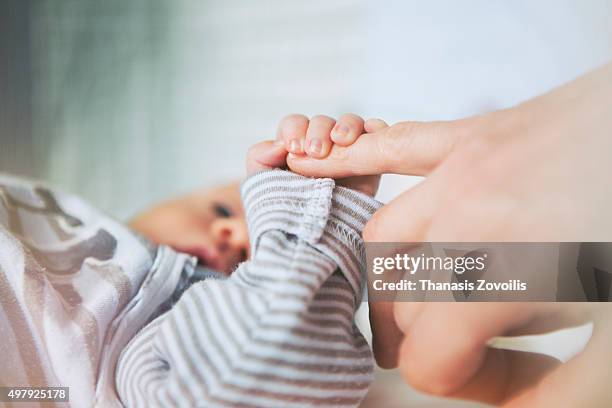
top-left (281, 63), bottom-right (612, 406)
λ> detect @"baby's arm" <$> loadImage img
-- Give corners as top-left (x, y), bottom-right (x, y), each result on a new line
top-left (116, 146), bottom-right (382, 407)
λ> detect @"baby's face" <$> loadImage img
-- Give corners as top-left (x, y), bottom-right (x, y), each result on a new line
top-left (130, 182), bottom-right (248, 275)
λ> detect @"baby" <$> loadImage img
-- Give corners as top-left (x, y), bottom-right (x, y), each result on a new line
top-left (0, 113), bottom-right (385, 407)
top-left (129, 114), bottom-right (385, 275)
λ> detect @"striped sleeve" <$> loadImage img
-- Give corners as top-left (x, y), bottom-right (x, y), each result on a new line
top-left (115, 170), bottom-right (383, 408)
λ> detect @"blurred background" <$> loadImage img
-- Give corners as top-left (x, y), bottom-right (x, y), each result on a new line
top-left (1, 1), bottom-right (611, 406)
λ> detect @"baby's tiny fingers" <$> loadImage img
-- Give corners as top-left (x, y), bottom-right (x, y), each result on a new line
top-left (305, 115), bottom-right (335, 158)
top-left (276, 114), bottom-right (309, 154)
top-left (246, 140), bottom-right (288, 175)
top-left (331, 113), bottom-right (365, 146)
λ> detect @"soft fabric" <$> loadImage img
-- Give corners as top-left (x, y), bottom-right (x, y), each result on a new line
top-left (0, 173), bottom-right (193, 407)
top-left (115, 170), bottom-right (383, 407)
top-left (0, 170), bottom-right (381, 408)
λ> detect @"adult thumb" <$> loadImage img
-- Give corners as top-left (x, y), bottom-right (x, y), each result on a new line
top-left (288, 118), bottom-right (472, 178)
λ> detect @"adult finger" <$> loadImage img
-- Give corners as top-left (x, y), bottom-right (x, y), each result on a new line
top-left (504, 304), bottom-right (612, 407)
top-left (330, 118), bottom-right (388, 194)
top-left (288, 118), bottom-right (473, 178)
top-left (396, 303), bottom-right (562, 398)
top-left (445, 303), bottom-right (596, 405)
top-left (364, 118), bottom-right (389, 133)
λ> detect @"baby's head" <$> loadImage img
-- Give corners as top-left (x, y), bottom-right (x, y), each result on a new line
top-left (130, 182), bottom-right (248, 275)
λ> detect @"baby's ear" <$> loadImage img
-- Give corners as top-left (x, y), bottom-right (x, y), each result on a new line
top-left (246, 140), bottom-right (288, 175)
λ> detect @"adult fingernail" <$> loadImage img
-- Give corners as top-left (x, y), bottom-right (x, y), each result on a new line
top-left (274, 139), bottom-right (285, 147)
top-left (332, 123), bottom-right (350, 142)
top-left (307, 139), bottom-right (324, 157)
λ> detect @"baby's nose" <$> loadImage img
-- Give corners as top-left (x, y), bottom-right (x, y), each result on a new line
top-left (211, 218), bottom-right (250, 262)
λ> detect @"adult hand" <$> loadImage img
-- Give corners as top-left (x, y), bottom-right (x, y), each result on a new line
top-left (287, 63), bottom-right (612, 242)
top-left (286, 62), bottom-right (612, 406)
top-left (390, 302), bottom-right (612, 407)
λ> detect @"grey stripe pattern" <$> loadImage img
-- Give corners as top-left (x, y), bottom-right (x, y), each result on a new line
top-left (116, 170), bottom-right (383, 407)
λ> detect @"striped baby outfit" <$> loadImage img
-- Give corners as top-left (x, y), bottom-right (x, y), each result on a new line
top-left (115, 170), bottom-right (383, 407)
top-left (0, 169), bottom-right (381, 407)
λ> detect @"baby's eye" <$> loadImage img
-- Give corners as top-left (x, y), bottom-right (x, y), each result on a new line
top-left (213, 203), bottom-right (233, 218)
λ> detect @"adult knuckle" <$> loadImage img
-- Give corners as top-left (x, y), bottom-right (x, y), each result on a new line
top-left (400, 344), bottom-right (473, 397)
top-left (401, 366), bottom-right (445, 396)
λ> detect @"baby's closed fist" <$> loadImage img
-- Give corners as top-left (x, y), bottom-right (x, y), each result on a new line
top-left (277, 113), bottom-right (367, 158)
top-left (247, 113), bottom-right (388, 197)
top-left (276, 113), bottom-right (388, 196)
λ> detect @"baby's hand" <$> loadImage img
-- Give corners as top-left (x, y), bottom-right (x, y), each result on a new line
top-left (277, 114), bottom-right (369, 158)
top-left (247, 114), bottom-right (388, 196)
top-left (246, 140), bottom-right (288, 175)
top-left (276, 114), bottom-right (388, 196)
